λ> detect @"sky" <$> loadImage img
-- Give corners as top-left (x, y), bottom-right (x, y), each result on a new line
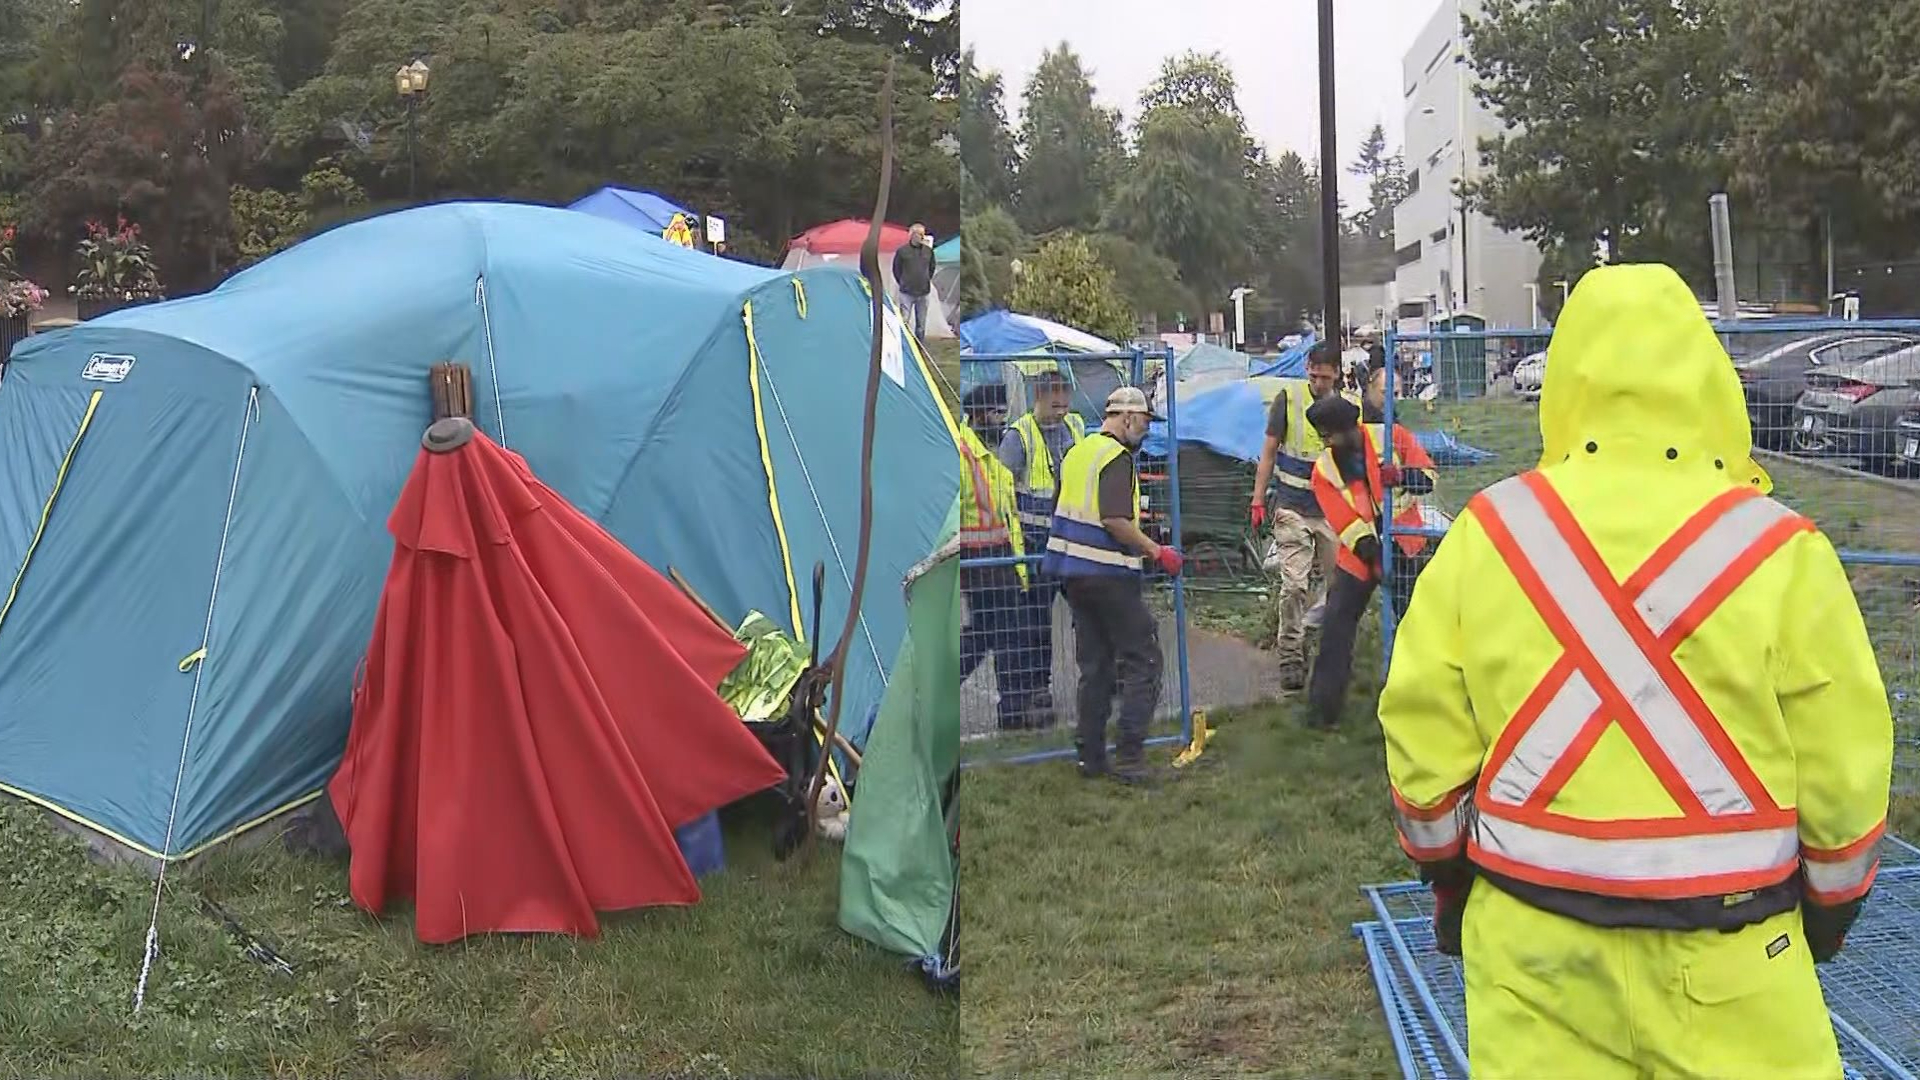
top-left (962, 0), bottom-right (1438, 205)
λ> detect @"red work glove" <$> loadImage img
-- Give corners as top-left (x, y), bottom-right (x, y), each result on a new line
top-left (1249, 500), bottom-right (1266, 531)
top-left (1155, 546), bottom-right (1186, 577)
top-left (1379, 463), bottom-right (1404, 488)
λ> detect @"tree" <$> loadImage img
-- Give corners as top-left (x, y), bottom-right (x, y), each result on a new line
top-left (1462, 0), bottom-right (1733, 275)
top-left (1105, 53), bottom-right (1254, 318)
top-left (959, 49), bottom-right (1017, 213)
top-left (1246, 148), bottom-right (1324, 333)
top-left (1010, 232), bottom-right (1134, 344)
top-left (959, 201), bottom-right (1022, 317)
top-left (23, 64), bottom-right (256, 288)
top-left (1348, 122), bottom-right (1407, 247)
top-left (1085, 232), bottom-right (1196, 327)
top-left (1730, 0), bottom-right (1920, 259)
top-left (1015, 45), bottom-right (1123, 234)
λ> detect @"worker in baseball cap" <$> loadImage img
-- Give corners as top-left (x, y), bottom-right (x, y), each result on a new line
top-left (1040, 385), bottom-right (1185, 782)
top-left (1378, 263), bottom-right (1889, 1077)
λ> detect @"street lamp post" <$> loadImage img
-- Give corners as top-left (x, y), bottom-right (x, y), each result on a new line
top-left (395, 59), bottom-right (431, 201)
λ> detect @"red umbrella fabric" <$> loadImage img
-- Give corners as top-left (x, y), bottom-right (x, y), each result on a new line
top-left (329, 418), bottom-right (784, 943)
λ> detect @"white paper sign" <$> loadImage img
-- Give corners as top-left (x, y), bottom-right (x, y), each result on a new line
top-left (881, 306), bottom-right (906, 388)
top-left (705, 215), bottom-right (726, 244)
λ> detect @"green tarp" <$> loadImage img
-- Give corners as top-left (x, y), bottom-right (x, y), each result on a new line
top-left (838, 499), bottom-right (959, 969)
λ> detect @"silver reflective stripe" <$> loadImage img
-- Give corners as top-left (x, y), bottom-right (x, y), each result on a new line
top-left (1476, 815), bottom-right (1799, 883)
top-left (1017, 511), bottom-right (1050, 527)
top-left (1804, 849), bottom-right (1878, 900)
top-left (1482, 478), bottom-right (1754, 816)
top-left (1486, 672), bottom-right (1603, 807)
top-left (1046, 535), bottom-right (1141, 570)
top-left (1395, 800), bottom-right (1467, 854)
top-left (1634, 496), bottom-right (1797, 637)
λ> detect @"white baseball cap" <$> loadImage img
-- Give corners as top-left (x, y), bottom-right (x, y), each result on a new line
top-left (1105, 386), bottom-right (1151, 416)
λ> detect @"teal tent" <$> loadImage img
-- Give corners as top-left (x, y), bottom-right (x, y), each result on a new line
top-left (932, 236), bottom-right (959, 265)
top-left (840, 499), bottom-right (958, 979)
top-left (0, 201), bottom-right (960, 861)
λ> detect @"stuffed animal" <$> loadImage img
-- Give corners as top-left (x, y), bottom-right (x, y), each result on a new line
top-left (812, 775), bottom-right (851, 842)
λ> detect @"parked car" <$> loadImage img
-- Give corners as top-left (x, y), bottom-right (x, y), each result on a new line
top-left (1736, 331), bottom-right (1919, 449)
top-left (1790, 344), bottom-right (1920, 472)
top-left (1896, 408), bottom-right (1920, 473)
top-left (1513, 350), bottom-right (1547, 398)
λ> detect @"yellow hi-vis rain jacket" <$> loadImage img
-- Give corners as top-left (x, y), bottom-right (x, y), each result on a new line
top-left (1378, 264), bottom-right (1890, 1079)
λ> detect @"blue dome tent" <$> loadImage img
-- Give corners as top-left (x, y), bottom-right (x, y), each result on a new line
top-left (568, 185), bottom-right (700, 238)
top-left (0, 202), bottom-right (959, 861)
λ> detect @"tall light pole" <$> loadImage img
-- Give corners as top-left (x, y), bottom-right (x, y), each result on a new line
top-left (1316, 0), bottom-right (1341, 342)
top-left (1229, 286), bottom-right (1254, 349)
top-left (395, 59), bottom-right (431, 201)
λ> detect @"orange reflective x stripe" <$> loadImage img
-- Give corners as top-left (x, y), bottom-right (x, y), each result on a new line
top-left (1465, 472), bottom-right (1816, 899)
top-left (959, 447), bottom-right (1008, 549)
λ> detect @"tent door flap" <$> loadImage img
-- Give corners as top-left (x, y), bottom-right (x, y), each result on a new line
top-left (0, 389), bottom-right (103, 635)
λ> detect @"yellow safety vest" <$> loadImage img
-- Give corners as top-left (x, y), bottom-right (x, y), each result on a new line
top-left (1010, 412), bottom-right (1086, 527)
top-left (1041, 432), bottom-right (1142, 577)
top-left (959, 426), bottom-right (1027, 583)
top-left (1272, 384), bottom-right (1356, 494)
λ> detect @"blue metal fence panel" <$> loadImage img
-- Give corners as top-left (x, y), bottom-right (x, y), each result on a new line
top-left (1354, 838), bottom-right (1920, 1080)
top-left (957, 346), bottom-right (1194, 764)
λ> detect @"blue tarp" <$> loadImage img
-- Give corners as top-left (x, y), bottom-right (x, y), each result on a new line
top-left (1143, 379), bottom-right (1497, 467)
top-left (1250, 333), bottom-right (1317, 378)
top-left (0, 201), bottom-right (959, 858)
top-left (568, 185), bottom-right (696, 235)
top-left (933, 236), bottom-right (959, 265)
top-left (957, 309), bottom-right (1122, 356)
top-left (1142, 379), bottom-right (1269, 461)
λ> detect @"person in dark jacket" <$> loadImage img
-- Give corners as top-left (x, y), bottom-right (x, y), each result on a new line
top-left (892, 223), bottom-right (937, 342)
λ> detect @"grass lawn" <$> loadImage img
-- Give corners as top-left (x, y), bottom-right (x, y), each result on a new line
top-left (963, 392), bottom-right (1920, 1079)
top-left (0, 797), bottom-right (956, 1079)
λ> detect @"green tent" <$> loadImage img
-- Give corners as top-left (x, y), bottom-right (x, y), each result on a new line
top-left (839, 499), bottom-right (959, 985)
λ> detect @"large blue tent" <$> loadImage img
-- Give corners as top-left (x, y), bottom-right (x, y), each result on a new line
top-left (956, 309), bottom-right (1122, 356)
top-left (568, 185), bottom-right (698, 236)
top-left (0, 201), bottom-right (959, 860)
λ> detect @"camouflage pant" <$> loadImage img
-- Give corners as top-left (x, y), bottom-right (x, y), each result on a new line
top-left (1269, 508), bottom-right (1338, 670)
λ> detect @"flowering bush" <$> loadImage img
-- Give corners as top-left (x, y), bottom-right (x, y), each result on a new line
top-left (70, 216), bottom-right (163, 301)
top-left (0, 278), bottom-right (47, 319)
top-left (0, 223), bottom-right (47, 320)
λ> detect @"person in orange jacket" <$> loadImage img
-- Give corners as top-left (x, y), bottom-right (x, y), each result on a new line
top-left (1380, 264), bottom-right (1891, 1078)
top-left (1303, 394), bottom-right (1436, 730)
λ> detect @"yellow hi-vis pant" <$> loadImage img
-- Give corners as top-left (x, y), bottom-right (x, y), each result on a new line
top-left (1462, 880), bottom-right (1843, 1080)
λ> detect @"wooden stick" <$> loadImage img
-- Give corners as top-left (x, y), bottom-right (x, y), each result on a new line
top-left (668, 567), bottom-right (732, 632)
top-left (812, 719), bottom-right (864, 769)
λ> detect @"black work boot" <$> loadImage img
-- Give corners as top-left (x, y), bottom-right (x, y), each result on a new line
top-left (1109, 745), bottom-right (1166, 786)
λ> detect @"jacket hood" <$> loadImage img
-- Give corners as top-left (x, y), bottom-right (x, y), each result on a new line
top-left (1538, 264), bottom-right (1771, 492)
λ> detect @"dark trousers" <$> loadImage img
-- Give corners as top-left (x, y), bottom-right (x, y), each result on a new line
top-left (961, 548), bottom-right (1039, 727)
top-left (1016, 525), bottom-right (1059, 698)
top-left (1308, 555), bottom-right (1423, 728)
top-left (1062, 574), bottom-right (1162, 765)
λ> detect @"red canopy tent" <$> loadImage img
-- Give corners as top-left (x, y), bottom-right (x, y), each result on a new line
top-left (329, 418), bottom-right (785, 943)
top-left (787, 218), bottom-right (912, 257)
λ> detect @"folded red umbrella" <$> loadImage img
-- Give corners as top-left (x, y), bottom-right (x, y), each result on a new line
top-left (330, 419), bottom-right (784, 943)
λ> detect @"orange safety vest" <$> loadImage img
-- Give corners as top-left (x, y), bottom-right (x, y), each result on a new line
top-left (1393, 471), bottom-right (1881, 905)
top-left (1311, 424), bottom-right (1434, 583)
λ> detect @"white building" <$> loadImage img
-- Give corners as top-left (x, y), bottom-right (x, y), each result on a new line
top-left (1392, 0), bottom-right (1545, 332)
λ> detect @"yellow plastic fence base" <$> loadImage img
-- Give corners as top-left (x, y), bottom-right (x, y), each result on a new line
top-left (1172, 709), bottom-right (1212, 768)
